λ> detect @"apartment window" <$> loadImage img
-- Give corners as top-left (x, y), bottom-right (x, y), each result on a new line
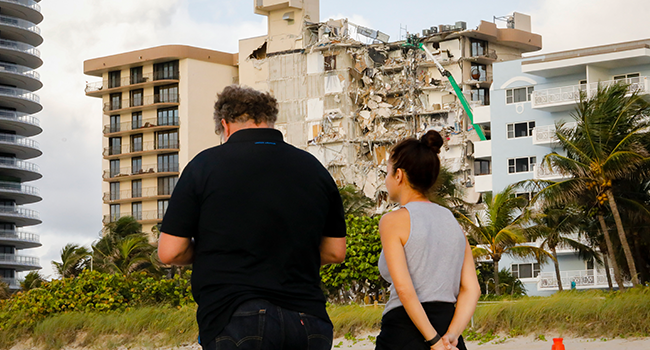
top-left (110, 93), bottom-right (121, 110)
top-left (131, 134), bottom-right (143, 153)
top-left (0, 246), bottom-right (15, 254)
top-left (131, 156), bottom-right (142, 174)
top-left (155, 84), bottom-right (178, 103)
top-left (0, 223), bottom-right (14, 232)
top-left (324, 55), bottom-right (336, 71)
top-left (110, 204), bottom-right (120, 222)
top-left (109, 137), bottom-right (121, 155)
top-left (157, 107), bottom-right (179, 126)
top-left (158, 176), bottom-right (178, 196)
top-left (130, 67), bottom-right (144, 85)
top-left (508, 156), bottom-right (536, 174)
top-left (130, 89), bottom-right (143, 107)
top-left (506, 86), bottom-right (534, 104)
top-left (507, 121), bottom-right (536, 139)
top-left (158, 199), bottom-right (169, 219)
top-left (158, 153), bottom-right (178, 173)
top-left (108, 70), bottom-right (121, 89)
top-left (470, 63), bottom-right (487, 81)
top-left (0, 269), bottom-right (14, 278)
top-left (157, 131), bottom-right (178, 149)
top-left (470, 39), bottom-right (487, 57)
top-left (511, 263), bottom-right (540, 279)
top-left (132, 112), bottom-right (142, 130)
top-left (154, 60), bottom-right (179, 80)
top-left (474, 160), bottom-right (491, 175)
top-left (109, 159), bottom-right (120, 177)
top-left (614, 72), bottom-right (640, 82)
top-left (109, 182), bottom-right (120, 200)
top-left (132, 202), bottom-right (142, 221)
top-left (514, 191), bottom-right (538, 202)
top-left (109, 115), bottom-right (120, 133)
top-left (131, 179), bottom-right (142, 198)
top-left (470, 88), bottom-right (490, 106)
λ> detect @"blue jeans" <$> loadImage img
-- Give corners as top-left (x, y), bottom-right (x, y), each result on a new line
top-left (202, 299), bottom-right (333, 350)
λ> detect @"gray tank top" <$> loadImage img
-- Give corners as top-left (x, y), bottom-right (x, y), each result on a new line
top-left (378, 201), bottom-right (466, 315)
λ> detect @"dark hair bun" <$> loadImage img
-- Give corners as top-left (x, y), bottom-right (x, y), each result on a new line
top-left (420, 130), bottom-right (444, 154)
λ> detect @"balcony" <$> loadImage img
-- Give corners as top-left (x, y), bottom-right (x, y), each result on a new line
top-left (85, 71), bottom-right (179, 96)
top-left (538, 269), bottom-right (632, 290)
top-left (103, 141), bottom-right (179, 158)
top-left (473, 140), bottom-right (491, 158)
top-left (103, 209), bottom-right (163, 225)
top-left (0, 277), bottom-right (19, 289)
top-left (104, 118), bottom-right (179, 136)
top-left (103, 163), bottom-right (179, 181)
top-left (534, 163), bottom-right (568, 181)
top-left (0, 14), bottom-right (42, 46)
top-left (0, 85), bottom-right (41, 113)
top-left (472, 105), bottom-right (490, 124)
top-left (587, 76), bottom-right (649, 99)
top-left (0, 181), bottom-right (40, 204)
top-left (0, 205), bottom-right (40, 226)
top-left (0, 253), bottom-right (40, 270)
top-left (0, 229), bottom-right (40, 248)
top-left (103, 186), bottom-right (172, 204)
top-left (0, 133), bottom-right (41, 159)
top-left (0, 110), bottom-right (41, 136)
top-left (103, 94), bottom-right (179, 113)
top-left (0, 157), bottom-right (41, 181)
top-left (0, 37), bottom-right (42, 69)
top-left (473, 174), bottom-right (492, 193)
top-left (0, 0), bottom-right (43, 25)
top-left (0, 62), bottom-right (41, 91)
top-left (532, 122), bottom-right (577, 145)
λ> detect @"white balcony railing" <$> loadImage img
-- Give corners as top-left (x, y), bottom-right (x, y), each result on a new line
top-left (589, 76), bottom-right (648, 97)
top-left (538, 269), bottom-right (632, 290)
top-left (0, 0), bottom-right (41, 12)
top-left (474, 174), bottom-right (492, 193)
top-left (85, 71), bottom-right (180, 94)
top-left (532, 84), bottom-right (585, 108)
top-left (0, 253), bottom-right (39, 266)
top-left (473, 140), bottom-right (491, 158)
top-left (0, 229), bottom-right (39, 243)
top-left (534, 163), bottom-right (567, 180)
top-left (532, 122), bottom-right (577, 145)
top-left (0, 277), bottom-right (19, 288)
top-left (0, 14), bottom-right (40, 34)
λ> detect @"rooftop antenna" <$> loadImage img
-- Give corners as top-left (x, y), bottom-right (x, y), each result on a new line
top-left (399, 23), bottom-right (408, 41)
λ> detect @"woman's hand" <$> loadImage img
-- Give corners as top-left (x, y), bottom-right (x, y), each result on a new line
top-left (430, 336), bottom-right (456, 350)
top-left (443, 332), bottom-right (459, 347)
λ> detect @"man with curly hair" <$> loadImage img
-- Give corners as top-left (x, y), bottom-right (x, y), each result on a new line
top-left (158, 85), bottom-right (347, 350)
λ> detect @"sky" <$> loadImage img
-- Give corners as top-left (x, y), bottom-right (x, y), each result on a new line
top-left (26, 0), bottom-right (650, 279)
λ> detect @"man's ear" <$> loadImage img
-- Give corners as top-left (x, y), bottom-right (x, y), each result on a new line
top-left (221, 119), bottom-right (230, 138)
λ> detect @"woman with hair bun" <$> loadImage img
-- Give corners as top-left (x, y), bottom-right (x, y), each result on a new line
top-left (375, 130), bottom-right (481, 350)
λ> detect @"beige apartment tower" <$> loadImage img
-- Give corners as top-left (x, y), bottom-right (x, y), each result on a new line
top-left (84, 46), bottom-right (237, 233)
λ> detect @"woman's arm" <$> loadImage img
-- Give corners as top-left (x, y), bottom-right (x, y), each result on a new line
top-left (380, 210), bottom-right (452, 350)
top-left (444, 240), bottom-right (481, 346)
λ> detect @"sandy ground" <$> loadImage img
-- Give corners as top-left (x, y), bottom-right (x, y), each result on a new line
top-left (10, 334), bottom-right (650, 349)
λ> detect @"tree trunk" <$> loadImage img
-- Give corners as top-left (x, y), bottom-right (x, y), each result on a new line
top-left (494, 259), bottom-right (501, 296)
top-left (606, 189), bottom-right (640, 286)
top-left (603, 252), bottom-right (613, 292)
top-left (598, 214), bottom-right (626, 291)
top-left (551, 246), bottom-right (563, 292)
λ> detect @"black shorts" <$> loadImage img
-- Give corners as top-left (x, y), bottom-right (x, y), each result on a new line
top-left (375, 302), bottom-right (467, 350)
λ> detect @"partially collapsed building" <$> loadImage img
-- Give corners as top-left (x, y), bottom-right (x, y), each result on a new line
top-left (241, 0), bottom-right (541, 209)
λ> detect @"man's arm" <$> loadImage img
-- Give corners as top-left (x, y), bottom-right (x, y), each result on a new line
top-left (158, 232), bottom-right (195, 265)
top-left (320, 236), bottom-right (346, 265)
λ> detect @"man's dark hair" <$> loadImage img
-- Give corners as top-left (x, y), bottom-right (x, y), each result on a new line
top-left (213, 85), bottom-right (279, 134)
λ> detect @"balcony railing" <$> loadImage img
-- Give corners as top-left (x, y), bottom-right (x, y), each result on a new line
top-left (0, 109), bottom-right (39, 127)
top-left (103, 94), bottom-right (179, 112)
top-left (588, 76), bottom-right (648, 96)
top-left (0, 277), bottom-right (18, 288)
top-left (0, 181), bottom-right (39, 196)
top-left (0, 133), bottom-right (39, 150)
top-left (532, 84), bottom-right (585, 108)
top-left (0, 14), bottom-right (40, 34)
top-left (534, 163), bottom-right (568, 180)
top-left (0, 229), bottom-right (39, 243)
top-left (538, 269), bottom-right (632, 290)
top-left (103, 209), bottom-right (162, 224)
top-left (103, 141), bottom-right (179, 157)
top-left (0, 0), bottom-right (41, 12)
top-left (532, 122), bottom-right (577, 144)
top-left (0, 86), bottom-right (39, 103)
top-left (104, 118), bottom-right (179, 134)
top-left (103, 163), bottom-right (179, 180)
top-left (0, 253), bottom-right (39, 266)
top-left (0, 62), bottom-right (40, 80)
top-left (0, 205), bottom-right (39, 220)
top-left (0, 38), bottom-right (40, 58)
top-left (0, 157), bottom-right (39, 173)
top-left (103, 186), bottom-right (174, 202)
top-left (85, 71), bottom-right (179, 93)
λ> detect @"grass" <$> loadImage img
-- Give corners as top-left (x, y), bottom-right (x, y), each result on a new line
top-left (2, 288), bottom-right (650, 349)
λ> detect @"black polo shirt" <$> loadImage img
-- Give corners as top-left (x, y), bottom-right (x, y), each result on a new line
top-left (160, 128), bottom-right (346, 346)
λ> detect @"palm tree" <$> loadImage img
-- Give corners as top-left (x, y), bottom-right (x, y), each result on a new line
top-left (526, 205), bottom-right (596, 291)
top-left (339, 184), bottom-right (374, 216)
top-left (428, 166), bottom-right (471, 217)
top-left (20, 271), bottom-right (46, 291)
top-left (539, 82), bottom-right (650, 286)
top-left (459, 185), bottom-right (552, 295)
top-left (52, 243), bottom-right (91, 278)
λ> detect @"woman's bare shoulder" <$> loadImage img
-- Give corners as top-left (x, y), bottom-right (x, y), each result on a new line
top-left (379, 208), bottom-right (410, 233)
